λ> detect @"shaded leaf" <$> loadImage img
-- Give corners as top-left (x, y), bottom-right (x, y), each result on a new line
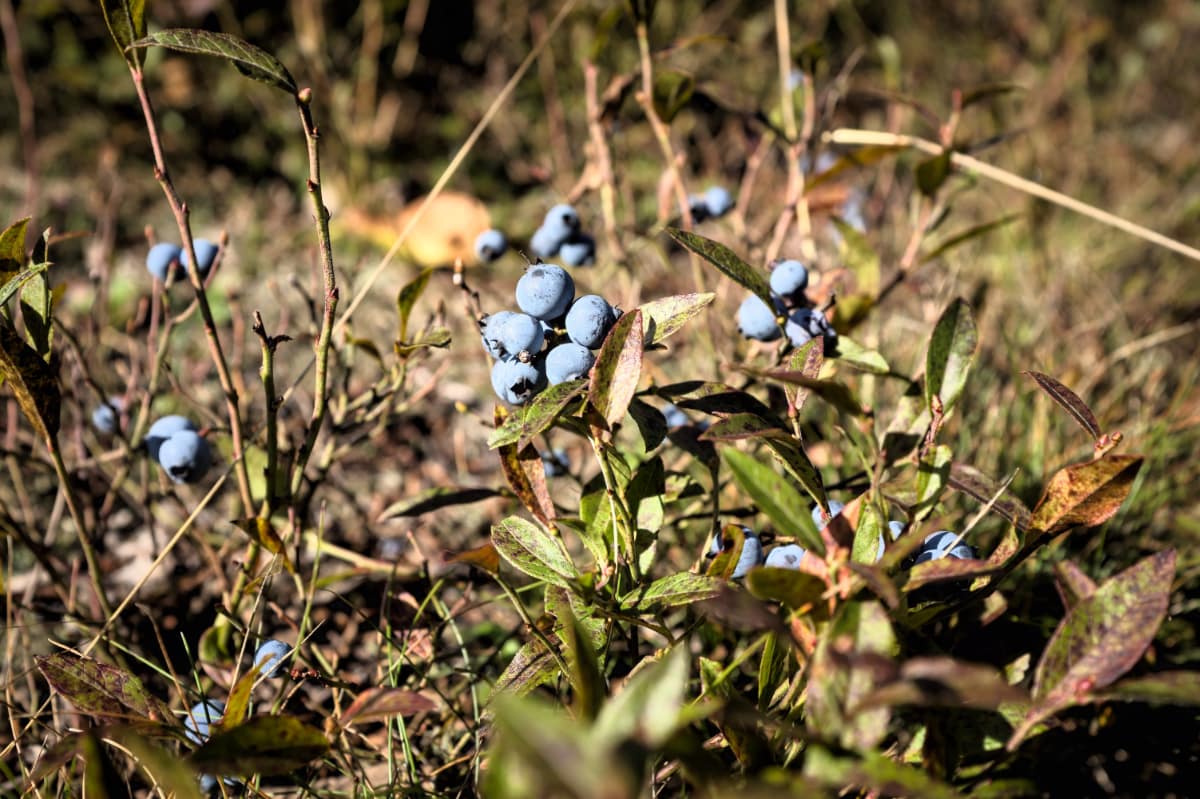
top-left (905, 555), bottom-right (997, 592)
top-left (109, 728), bottom-right (204, 799)
top-left (589, 308), bottom-right (644, 429)
top-left (948, 462), bottom-right (1032, 531)
top-left (623, 571), bottom-right (724, 609)
top-left (0, 216), bottom-right (30, 284)
top-left (231, 517), bottom-right (294, 575)
top-left (492, 639), bottom-right (557, 698)
top-left (0, 318), bottom-right (60, 442)
top-left (1054, 560), bottom-right (1097, 610)
top-left (639, 292), bottom-right (714, 346)
top-left (189, 715), bottom-right (328, 776)
top-left (627, 398), bottom-right (668, 449)
top-left (652, 69), bottom-right (694, 122)
top-left (491, 516), bottom-right (578, 589)
top-left (804, 744), bottom-right (964, 799)
top-left (594, 646), bottom-right (689, 748)
top-left (82, 731), bottom-right (129, 799)
top-left (722, 446), bottom-right (823, 551)
top-left (851, 656), bottom-right (1027, 713)
top-left (397, 268), bottom-right (432, 342)
top-left (961, 82), bottom-right (1025, 107)
top-left (1098, 671), bottom-right (1200, 707)
top-left (1029, 454), bottom-right (1143, 540)
top-left (701, 412), bottom-right (787, 441)
top-left (1023, 370), bottom-right (1101, 439)
top-left (666, 229), bottom-right (773, 308)
top-left (499, 442), bottom-right (556, 527)
top-left (341, 688), bottom-right (437, 726)
top-left (446, 542), bottom-right (500, 573)
top-left (763, 436), bottom-right (827, 512)
top-left (35, 652), bottom-right (171, 722)
top-left (921, 213), bottom-right (1021, 263)
top-left (558, 603), bottom-right (604, 720)
top-left (488, 379), bottom-right (587, 450)
top-left (916, 150), bottom-right (953, 196)
top-left (696, 582), bottom-right (787, 634)
top-left (925, 297), bottom-right (977, 420)
top-left (20, 267), bottom-right (54, 358)
top-left (377, 487), bottom-right (499, 522)
top-left (832, 219), bottom-right (880, 295)
top-left (745, 566), bottom-right (828, 612)
top-left (130, 29), bottom-right (298, 94)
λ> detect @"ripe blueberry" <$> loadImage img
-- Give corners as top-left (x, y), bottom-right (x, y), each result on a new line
top-left (811, 500), bottom-right (845, 530)
top-left (480, 311), bottom-right (516, 359)
top-left (157, 430), bottom-right (212, 484)
top-left (92, 398), bottom-right (124, 435)
top-left (474, 229), bottom-right (508, 263)
top-left (542, 204), bottom-right (581, 238)
top-left (542, 448), bottom-right (569, 478)
top-left (491, 358), bottom-right (545, 405)
top-left (703, 186), bottom-right (733, 218)
top-left (182, 239), bottom-right (218, 278)
top-left (146, 242), bottom-right (182, 282)
top-left (253, 638), bottom-right (291, 678)
top-left (559, 233), bottom-right (595, 266)
top-left (785, 308), bottom-right (837, 352)
top-left (530, 226), bottom-right (566, 260)
top-left (769, 259), bottom-right (809, 301)
top-left (145, 415), bottom-right (196, 461)
top-left (495, 312), bottom-right (545, 360)
top-left (544, 342), bottom-right (595, 385)
top-left (661, 402), bottom-right (689, 429)
top-left (185, 699), bottom-right (225, 745)
top-left (565, 295), bottom-right (618, 349)
top-left (516, 264), bottom-right (575, 321)
top-left (764, 543), bottom-right (806, 569)
top-left (737, 295), bottom-right (781, 341)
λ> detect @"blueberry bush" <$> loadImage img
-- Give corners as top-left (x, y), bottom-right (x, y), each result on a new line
top-left (1, 2), bottom-right (1198, 797)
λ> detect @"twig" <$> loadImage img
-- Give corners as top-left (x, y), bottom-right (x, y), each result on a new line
top-left (583, 61), bottom-right (625, 260)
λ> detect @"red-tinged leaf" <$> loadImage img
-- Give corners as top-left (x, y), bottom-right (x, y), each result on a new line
top-left (488, 379), bottom-right (587, 450)
top-left (1099, 671), bottom-right (1200, 707)
top-left (622, 572), bottom-right (724, 610)
top-left (1029, 454), bottom-right (1143, 539)
top-left (491, 516), bottom-right (578, 589)
top-left (341, 688), bottom-right (437, 726)
top-left (696, 583), bottom-right (787, 634)
top-left (924, 298), bottom-right (977, 420)
top-left (446, 542), bottom-right (500, 573)
top-left (904, 556), bottom-right (998, 592)
top-left (499, 441), bottom-right (556, 527)
top-left (189, 715), bottom-right (328, 776)
top-left (700, 412), bottom-right (787, 441)
top-left (1054, 560), bottom-right (1097, 610)
top-left (1009, 550), bottom-right (1175, 749)
top-left (665, 229), bottom-right (774, 310)
top-left (638, 292), bottom-right (714, 346)
top-left (588, 308), bottom-right (644, 429)
top-left (948, 462), bottom-right (1032, 531)
top-left (36, 652), bottom-right (171, 723)
top-left (1023, 370), bottom-right (1101, 439)
top-left (741, 367), bottom-right (865, 417)
top-left (491, 639), bottom-right (558, 699)
top-left (0, 318), bottom-right (60, 442)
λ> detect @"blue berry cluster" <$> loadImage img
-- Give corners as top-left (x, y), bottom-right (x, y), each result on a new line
top-left (145, 414), bottom-right (211, 484)
top-left (484, 263), bottom-right (620, 405)
top-left (736, 258), bottom-right (838, 353)
top-left (529, 203), bottom-right (596, 266)
top-left (688, 186), bottom-right (734, 223)
top-left (145, 239), bottom-right (218, 283)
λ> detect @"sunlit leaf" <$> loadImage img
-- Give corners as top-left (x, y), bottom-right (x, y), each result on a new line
top-left (622, 571), bottom-right (723, 610)
top-left (129, 29), bottom-right (298, 94)
top-left (189, 715), bottom-right (328, 776)
top-left (491, 516), bottom-right (578, 589)
top-left (1023, 370), bottom-right (1102, 439)
top-left (832, 335), bottom-right (889, 374)
top-left (638, 291), bottom-right (714, 346)
top-left (925, 297), bottom-right (977, 420)
top-left (35, 652), bottom-right (171, 723)
top-left (589, 308), bottom-right (643, 429)
top-left (1029, 453), bottom-right (1143, 540)
top-left (0, 216), bottom-right (30, 284)
top-left (722, 446), bottom-right (823, 551)
top-left (341, 688), bottom-right (437, 726)
top-left (488, 379), bottom-right (587, 450)
top-left (666, 229), bottom-right (773, 309)
top-left (396, 268), bottom-right (433, 342)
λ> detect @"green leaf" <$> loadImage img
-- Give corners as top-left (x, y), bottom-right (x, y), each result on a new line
top-left (921, 213), bottom-right (1021, 263)
top-left (914, 444), bottom-right (952, 522)
top-left (961, 82), bottom-right (1024, 108)
top-left (35, 652), bottom-right (171, 722)
top-left (82, 732), bottom-right (128, 798)
top-left (558, 603), bottom-right (604, 721)
top-left (916, 149), bottom-right (953, 196)
top-left (832, 335), bottom-right (889, 374)
top-left (109, 728), bottom-right (204, 799)
top-left (488, 379), bottom-right (587, 450)
top-left (852, 500), bottom-right (885, 565)
top-left (376, 486), bottom-right (499, 522)
top-left (665, 229), bottom-right (774, 310)
top-left (396, 268), bottom-right (432, 342)
top-left (743, 369), bottom-right (864, 417)
top-left (652, 69), bottom-right (694, 123)
top-left (622, 572), bottom-right (723, 610)
top-left (638, 292), bottom-right (714, 346)
top-left (492, 639), bottom-right (558, 698)
top-left (722, 446), bottom-right (823, 552)
top-left (20, 267), bottom-right (53, 359)
top-left (762, 436), bottom-right (827, 513)
top-left (0, 316), bottom-right (59, 441)
top-left (627, 398), bottom-right (668, 449)
top-left (588, 308), bottom-right (643, 429)
top-left (805, 744), bottom-right (965, 799)
top-left (189, 715), bottom-right (328, 776)
top-left (491, 516), bottom-right (579, 589)
top-left (745, 566), bottom-right (828, 611)
top-left (1028, 453), bottom-right (1143, 541)
top-left (0, 217), bottom-right (29, 287)
top-left (0, 262), bottom-right (48, 308)
top-left (129, 29), bottom-right (298, 95)
top-left (99, 0), bottom-right (146, 66)
top-left (700, 412), bottom-right (786, 441)
top-left (832, 219), bottom-right (880, 295)
top-left (924, 297), bottom-right (977, 420)
top-left (1098, 671), bottom-right (1200, 707)
top-left (594, 646), bottom-right (689, 748)
top-left (805, 146), bottom-right (906, 191)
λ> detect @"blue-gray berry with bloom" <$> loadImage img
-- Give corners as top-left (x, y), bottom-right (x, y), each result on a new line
top-left (704, 186), bottom-right (733, 218)
top-left (542, 204), bottom-right (581, 238)
top-left (785, 307), bottom-right (837, 351)
top-left (146, 242), bottom-right (182, 282)
top-left (737, 295), bottom-right (781, 341)
top-left (542, 448), bottom-right (569, 478)
top-left (182, 238), bottom-right (218, 278)
top-left (92, 398), bottom-right (123, 435)
top-left (565, 295), bottom-right (618, 349)
top-left (811, 500), bottom-right (845, 530)
top-left (145, 415), bottom-right (196, 461)
top-left (491, 358), bottom-right (545, 405)
top-left (157, 430), bottom-right (211, 484)
top-left (253, 638), bottom-right (291, 678)
top-left (661, 402), bottom-right (689, 428)
top-left (474, 229), bottom-right (508, 263)
top-left (765, 543), bottom-right (806, 569)
top-left (185, 699), bottom-right (225, 745)
top-left (769, 259), bottom-right (809, 301)
top-left (516, 264), bottom-right (575, 321)
top-left (495, 312), bottom-right (545, 360)
top-left (530, 226), bottom-right (566, 260)
top-left (545, 342), bottom-right (595, 385)
top-left (913, 531), bottom-right (975, 564)
top-left (559, 233), bottom-right (595, 266)
top-left (480, 311), bottom-right (515, 359)
top-left (707, 526), bottom-right (764, 579)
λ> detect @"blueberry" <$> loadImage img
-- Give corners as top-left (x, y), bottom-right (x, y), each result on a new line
top-left (496, 312), bottom-right (545, 360)
top-left (157, 430), bottom-right (212, 484)
top-left (785, 308), bottom-right (837, 352)
top-left (703, 186), bottom-right (733, 218)
top-left (764, 543), bottom-right (806, 569)
top-left (737, 295), bottom-right (781, 341)
top-left (530, 226), bottom-right (566, 260)
top-left (185, 699), bottom-right (225, 745)
top-left (491, 358), bottom-right (545, 405)
top-left (544, 342), bottom-right (595, 385)
top-left (145, 415), bottom-right (196, 461)
top-left (922, 531), bottom-right (959, 552)
top-left (888, 520), bottom-right (905, 540)
top-left (707, 526), bottom-right (763, 579)
top-left (810, 500), bottom-right (845, 530)
top-left (253, 638), bottom-right (291, 678)
top-left (661, 402), bottom-right (689, 428)
top-left (91, 397), bottom-right (124, 435)
top-left (769, 259), bottom-right (809, 301)
top-left (542, 448), bottom-right (569, 478)
top-left (146, 242), bottom-right (182, 282)
top-left (474, 229), bottom-right (508, 263)
top-left (182, 238), bottom-right (219, 278)
top-left (516, 264), bottom-right (575, 321)
top-left (480, 311), bottom-right (516, 359)
top-left (542, 204), bottom-right (581, 238)
top-left (688, 194), bottom-right (710, 223)
top-left (913, 531), bottom-right (975, 564)
top-left (559, 233), bottom-right (595, 267)
top-left (565, 295), bottom-right (618, 349)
